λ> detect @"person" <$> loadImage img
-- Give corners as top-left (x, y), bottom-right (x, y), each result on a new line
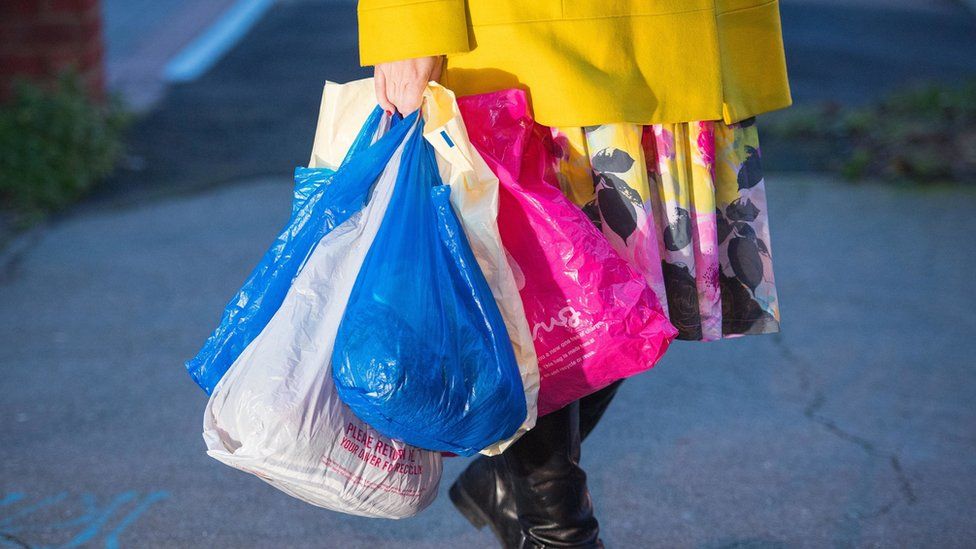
top-left (357, 1), bottom-right (791, 547)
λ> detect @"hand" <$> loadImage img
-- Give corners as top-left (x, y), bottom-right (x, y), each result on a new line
top-left (374, 56), bottom-right (443, 116)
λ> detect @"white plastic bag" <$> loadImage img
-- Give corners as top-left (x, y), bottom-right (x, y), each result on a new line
top-left (422, 83), bottom-right (540, 455)
top-left (203, 80), bottom-right (442, 519)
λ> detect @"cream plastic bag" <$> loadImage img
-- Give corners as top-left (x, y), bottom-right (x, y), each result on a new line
top-left (308, 78), bottom-right (376, 169)
top-left (422, 83), bottom-right (540, 455)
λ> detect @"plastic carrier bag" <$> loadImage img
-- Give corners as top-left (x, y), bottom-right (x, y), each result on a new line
top-left (420, 83), bottom-right (539, 456)
top-left (458, 89), bottom-right (679, 416)
top-left (203, 80), bottom-right (441, 518)
top-left (330, 91), bottom-right (527, 458)
top-left (185, 79), bottom-right (397, 395)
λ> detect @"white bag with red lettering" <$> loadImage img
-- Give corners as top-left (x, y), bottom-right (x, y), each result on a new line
top-left (202, 79), bottom-right (442, 518)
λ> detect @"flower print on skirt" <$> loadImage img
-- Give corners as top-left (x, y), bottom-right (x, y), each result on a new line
top-left (552, 117), bottom-right (780, 341)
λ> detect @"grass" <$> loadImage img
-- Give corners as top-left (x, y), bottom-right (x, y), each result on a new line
top-left (0, 72), bottom-right (130, 228)
top-left (764, 80), bottom-right (976, 185)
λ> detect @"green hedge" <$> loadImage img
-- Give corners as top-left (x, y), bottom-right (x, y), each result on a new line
top-left (0, 73), bottom-right (129, 224)
top-left (765, 80), bottom-right (976, 185)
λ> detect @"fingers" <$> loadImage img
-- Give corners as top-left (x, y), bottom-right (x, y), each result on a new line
top-left (375, 56), bottom-right (443, 115)
top-left (395, 79), bottom-right (426, 115)
top-left (386, 71), bottom-right (399, 114)
top-left (386, 72), bottom-right (424, 115)
top-left (430, 56), bottom-right (443, 83)
top-left (374, 65), bottom-right (395, 115)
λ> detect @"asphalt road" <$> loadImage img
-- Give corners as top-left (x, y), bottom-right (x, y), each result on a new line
top-left (2, 174), bottom-right (975, 547)
top-left (780, 0), bottom-right (976, 105)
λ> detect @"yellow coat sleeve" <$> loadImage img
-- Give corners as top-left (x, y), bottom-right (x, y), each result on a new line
top-left (358, 0), bottom-right (471, 66)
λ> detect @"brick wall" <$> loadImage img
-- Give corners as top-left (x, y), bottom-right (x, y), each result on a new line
top-left (0, 0), bottom-right (105, 101)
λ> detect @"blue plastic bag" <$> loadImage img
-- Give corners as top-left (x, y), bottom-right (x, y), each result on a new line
top-left (331, 118), bottom-right (527, 456)
top-left (186, 108), bottom-right (416, 394)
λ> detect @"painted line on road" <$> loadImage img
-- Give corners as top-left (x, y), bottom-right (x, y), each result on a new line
top-left (164, 0), bottom-right (277, 82)
top-left (0, 491), bottom-right (168, 547)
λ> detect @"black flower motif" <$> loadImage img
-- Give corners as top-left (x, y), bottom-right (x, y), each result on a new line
top-left (736, 117), bottom-right (757, 129)
top-left (662, 261), bottom-right (703, 340)
top-left (597, 188), bottom-right (636, 242)
top-left (725, 197), bottom-right (760, 222)
top-left (582, 199), bottom-right (602, 230)
top-left (720, 271), bottom-right (776, 335)
top-left (663, 207), bottom-right (692, 251)
top-left (600, 172), bottom-right (642, 204)
top-left (756, 238), bottom-right (770, 255)
top-left (737, 146), bottom-right (763, 190)
top-left (728, 236), bottom-right (764, 291)
top-left (716, 208), bottom-right (733, 244)
top-left (732, 222), bottom-right (756, 240)
top-left (595, 172), bottom-right (641, 243)
top-left (591, 147), bottom-right (636, 174)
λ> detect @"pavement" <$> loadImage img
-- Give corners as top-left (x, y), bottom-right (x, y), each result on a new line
top-left (1, 175), bottom-right (975, 548)
top-left (89, 0), bottom-right (369, 209)
top-left (2, 0), bottom-right (976, 547)
top-left (102, 0), bottom-right (243, 111)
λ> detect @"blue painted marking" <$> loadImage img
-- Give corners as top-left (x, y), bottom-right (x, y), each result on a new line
top-left (0, 494), bottom-right (25, 507)
top-left (440, 130), bottom-right (455, 148)
top-left (58, 492), bottom-right (136, 548)
top-left (0, 493), bottom-right (67, 528)
top-left (164, 0), bottom-right (277, 82)
top-left (48, 493), bottom-right (103, 531)
top-left (0, 491), bottom-right (169, 548)
top-left (103, 492), bottom-right (169, 549)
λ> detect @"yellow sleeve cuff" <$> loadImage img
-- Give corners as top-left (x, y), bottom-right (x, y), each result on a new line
top-left (358, 0), bottom-right (471, 66)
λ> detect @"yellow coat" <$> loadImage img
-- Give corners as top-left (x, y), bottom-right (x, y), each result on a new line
top-left (358, 0), bottom-right (792, 127)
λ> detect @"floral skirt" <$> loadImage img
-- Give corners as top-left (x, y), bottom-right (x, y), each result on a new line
top-left (550, 118), bottom-right (780, 341)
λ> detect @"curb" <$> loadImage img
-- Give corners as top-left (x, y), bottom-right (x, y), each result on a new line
top-left (164, 0), bottom-right (277, 83)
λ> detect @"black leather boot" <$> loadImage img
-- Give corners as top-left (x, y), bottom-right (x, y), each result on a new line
top-left (503, 400), bottom-right (602, 548)
top-left (451, 381), bottom-right (623, 548)
top-left (449, 454), bottom-right (523, 547)
top-left (578, 380), bottom-right (623, 441)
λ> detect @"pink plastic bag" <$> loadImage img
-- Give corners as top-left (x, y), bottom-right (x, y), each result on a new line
top-left (458, 89), bottom-right (678, 416)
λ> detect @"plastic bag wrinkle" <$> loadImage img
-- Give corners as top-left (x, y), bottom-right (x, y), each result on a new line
top-left (332, 118), bottom-right (526, 456)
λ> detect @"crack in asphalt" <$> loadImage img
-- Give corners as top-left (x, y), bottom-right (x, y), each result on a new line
top-left (851, 499), bottom-right (897, 520)
top-left (0, 532), bottom-right (32, 549)
top-left (889, 455), bottom-right (919, 504)
top-left (773, 334), bottom-right (918, 513)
